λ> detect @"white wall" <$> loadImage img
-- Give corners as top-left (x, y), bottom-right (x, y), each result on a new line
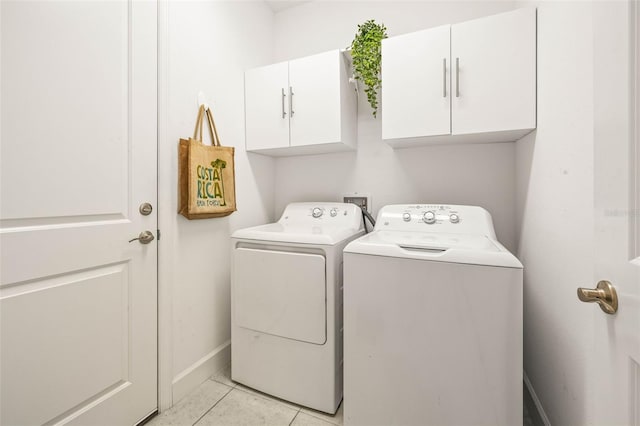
top-left (272, 1), bottom-right (521, 251)
top-left (159, 0), bottom-right (276, 406)
top-left (515, 1), bottom-right (595, 424)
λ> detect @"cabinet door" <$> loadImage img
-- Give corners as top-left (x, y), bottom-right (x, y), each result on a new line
top-left (451, 8), bottom-right (536, 135)
top-left (382, 25), bottom-right (451, 140)
top-left (245, 61), bottom-right (290, 150)
top-left (289, 50), bottom-right (341, 147)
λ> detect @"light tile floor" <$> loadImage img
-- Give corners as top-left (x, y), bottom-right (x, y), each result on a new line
top-left (523, 382), bottom-right (544, 426)
top-left (147, 365), bottom-right (343, 426)
top-left (147, 365), bottom-right (541, 426)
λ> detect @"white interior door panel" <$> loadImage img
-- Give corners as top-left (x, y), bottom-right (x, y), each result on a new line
top-left (0, 1), bottom-right (158, 424)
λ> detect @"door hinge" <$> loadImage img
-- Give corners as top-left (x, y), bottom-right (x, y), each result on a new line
top-left (157, 229), bottom-right (161, 241)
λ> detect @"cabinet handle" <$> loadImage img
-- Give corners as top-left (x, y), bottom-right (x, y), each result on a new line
top-left (281, 88), bottom-right (287, 119)
top-left (443, 58), bottom-right (447, 98)
top-left (289, 86), bottom-right (295, 117)
top-left (455, 57), bottom-right (460, 98)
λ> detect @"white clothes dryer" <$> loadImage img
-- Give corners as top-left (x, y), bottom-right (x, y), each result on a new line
top-left (231, 202), bottom-right (364, 414)
top-left (343, 204), bottom-right (523, 426)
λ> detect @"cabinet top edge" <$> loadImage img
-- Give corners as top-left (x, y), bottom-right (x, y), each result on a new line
top-left (382, 7), bottom-right (536, 43)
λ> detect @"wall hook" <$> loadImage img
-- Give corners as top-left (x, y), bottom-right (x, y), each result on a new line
top-left (349, 75), bottom-right (359, 96)
top-left (197, 91), bottom-right (210, 111)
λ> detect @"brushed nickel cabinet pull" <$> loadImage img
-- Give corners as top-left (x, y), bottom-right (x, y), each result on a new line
top-left (443, 58), bottom-right (447, 98)
top-left (455, 57), bottom-right (460, 98)
top-left (281, 88), bottom-right (287, 119)
top-left (289, 86), bottom-right (295, 117)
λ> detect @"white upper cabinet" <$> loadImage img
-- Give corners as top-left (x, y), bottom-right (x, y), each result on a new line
top-left (289, 51), bottom-right (341, 147)
top-left (245, 50), bottom-right (356, 156)
top-left (245, 61), bottom-right (290, 151)
top-left (382, 8), bottom-right (537, 147)
top-left (451, 8), bottom-right (536, 136)
top-left (382, 25), bottom-right (451, 140)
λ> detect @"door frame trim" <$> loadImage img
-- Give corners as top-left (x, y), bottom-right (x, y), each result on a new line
top-left (157, 0), bottom-right (173, 412)
top-left (633, 0), bottom-right (640, 260)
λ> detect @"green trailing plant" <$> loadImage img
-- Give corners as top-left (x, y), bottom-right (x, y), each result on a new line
top-left (350, 20), bottom-right (388, 117)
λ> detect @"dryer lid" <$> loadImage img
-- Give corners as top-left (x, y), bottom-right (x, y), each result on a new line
top-left (232, 222), bottom-right (363, 245)
top-left (344, 231), bottom-right (523, 269)
top-left (231, 202), bottom-right (364, 245)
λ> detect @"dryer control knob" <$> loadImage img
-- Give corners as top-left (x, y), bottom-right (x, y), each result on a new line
top-left (330, 208), bottom-right (338, 217)
top-left (423, 211), bottom-right (436, 224)
top-left (402, 212), bottom-right (412, 222)
top-left (449, 213), bottom-right (460, 223)
top-left (312, 207), bottom-right (323, 218)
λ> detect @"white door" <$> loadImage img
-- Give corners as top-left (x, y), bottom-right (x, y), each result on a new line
top-left (245, 61), bottom-right (290, 151)
top-left (586, 1), bottom-right (640, 424)
top-left (451, 8), bottom-right (536, 135)
top-left (381, 25), bottom-right (451, 140)
top-left (289, 50), bottom-right (341, 147)
top-left (0, 1), bottom-right (157, 425)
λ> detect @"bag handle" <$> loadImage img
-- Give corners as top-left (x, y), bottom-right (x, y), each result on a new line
top-left (192, 104), bottom-right (204, 140)
top-left (192, 104), bottom-right (221, 147)
top-left (205, 108), bottom-right (221, 147)
top-left (193, 105), bottom-right (214, 143)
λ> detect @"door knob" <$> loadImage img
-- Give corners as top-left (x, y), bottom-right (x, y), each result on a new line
top-left (129, 231), bottom-right (155, 244)
top-left (577, 280), bottom-right (618, 314)
top-left (139, 202), bottom-right (153, 216)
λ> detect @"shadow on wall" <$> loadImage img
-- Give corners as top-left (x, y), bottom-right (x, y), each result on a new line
top-left (516, 126), bottom-right (590, 426)
top-left (242, 153), bottom-right (277, 225)
top-left (273, 150), bottom-right (358, 206)
top-left (515, 130), bottom-right (536, 243)
top-left (393, 141), bottom-right (518, 210)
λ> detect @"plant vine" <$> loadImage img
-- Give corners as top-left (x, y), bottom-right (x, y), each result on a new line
top-left (350, 20), bottom-right (388, 118)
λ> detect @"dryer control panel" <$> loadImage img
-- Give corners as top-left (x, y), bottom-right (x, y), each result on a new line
top-left (278, 202), bottom-right (364, 230)
top-left (375, 204), bottom-right (497, 238)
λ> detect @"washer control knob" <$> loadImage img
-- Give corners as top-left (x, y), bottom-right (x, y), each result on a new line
top-left (449, 213), bottom-right (460, 224)
top-left (312, 207), bottom-right (323, 218)
top-left (330, 208), bottom-right (338, 217)
top-left (423, 211), bottom-right (436, 224)
top-left (402, 212), bottom-right (412, 222)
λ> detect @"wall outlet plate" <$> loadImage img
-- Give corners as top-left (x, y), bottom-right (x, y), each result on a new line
top-left (343, 195), bottom-right (368, 212)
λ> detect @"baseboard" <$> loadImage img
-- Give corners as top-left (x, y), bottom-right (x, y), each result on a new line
top-left (524, 371), bottom-right (552, 426)
top-left (171, 340), bottom-right (231, 405)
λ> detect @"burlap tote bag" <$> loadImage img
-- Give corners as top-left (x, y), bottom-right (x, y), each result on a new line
top-left (178, 105), bottom-right (237, 219)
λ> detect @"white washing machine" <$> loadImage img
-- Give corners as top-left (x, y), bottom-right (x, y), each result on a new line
top-left (231, 202), bottom-right (364, 414)
top-left (343, 204), bottom-right (523, 426)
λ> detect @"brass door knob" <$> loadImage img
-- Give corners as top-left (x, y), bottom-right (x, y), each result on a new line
top-left (577, 280), bottom-right (618, 314)
top-left (129, 231), bottom-right (155, 244)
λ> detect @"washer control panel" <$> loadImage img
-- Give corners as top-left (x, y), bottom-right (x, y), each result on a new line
top-left (375, 204), bottom-right (496, 237)
top-left (422, 211), bottom-right (437, 224)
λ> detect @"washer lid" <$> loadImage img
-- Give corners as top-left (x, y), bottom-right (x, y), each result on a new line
top-left (344, 231), bottom-right (523, 269)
